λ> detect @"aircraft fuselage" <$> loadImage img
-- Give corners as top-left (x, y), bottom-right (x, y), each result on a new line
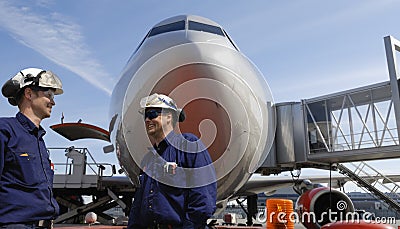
top-left (109, 15), bottom-right (275, 202)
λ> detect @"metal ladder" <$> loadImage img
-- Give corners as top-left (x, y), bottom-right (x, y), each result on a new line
top-left (337, 161), bottom-right (400, 213)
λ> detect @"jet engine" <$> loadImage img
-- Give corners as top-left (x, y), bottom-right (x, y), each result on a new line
top-left (295, 187), bottom-right (355, 229)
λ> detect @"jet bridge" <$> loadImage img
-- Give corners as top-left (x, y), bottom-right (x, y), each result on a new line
top-left (259, 36), bottom-right (400, 173)
top-left (259, 35), bottom-right (400, 214)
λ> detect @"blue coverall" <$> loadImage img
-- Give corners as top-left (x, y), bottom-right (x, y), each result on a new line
top-left (128, 132), bottom-right (217, 228)
top-left (0, 112), bottom-right (59, 225)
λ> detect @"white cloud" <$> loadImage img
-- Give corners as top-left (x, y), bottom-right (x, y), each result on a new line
top-left (35, 0), bottom-right (54, 8)
top-left (0, 1), bottom-right (114, 95)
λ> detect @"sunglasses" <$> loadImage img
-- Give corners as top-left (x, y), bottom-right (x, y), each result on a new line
top-left (31, 86), bottom-right (55, 100)
top-left (144, 110), bottom-right (163, 120)
top-left (42, 90), bottom-right (55, 100)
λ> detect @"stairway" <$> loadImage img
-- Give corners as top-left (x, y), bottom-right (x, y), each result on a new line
top-left (337, 161), bottom-right (400, 213)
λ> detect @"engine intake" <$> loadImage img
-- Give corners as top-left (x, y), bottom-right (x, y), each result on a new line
top-left (295, 187), bottom-right (355, 229)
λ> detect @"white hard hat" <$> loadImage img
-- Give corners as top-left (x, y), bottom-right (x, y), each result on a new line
top-left (139, 93), bottom-right (185, 122)
top-left (2, 67), bottom-right (63, 106)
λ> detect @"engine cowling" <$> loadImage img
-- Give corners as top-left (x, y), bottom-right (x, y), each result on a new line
top-left (295, 187), bottom-right (355, 229)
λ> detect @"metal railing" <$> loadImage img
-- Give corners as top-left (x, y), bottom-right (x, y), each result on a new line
top-left (338, 162), bottom-right (400, 214)
top-left (48, 147), bottom-right (116, 177)
top-left (304, 82), bottom-right (399, 154)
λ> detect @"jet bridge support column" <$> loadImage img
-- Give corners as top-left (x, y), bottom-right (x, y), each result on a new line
top-left (384, 36), bottom-right (400, 139)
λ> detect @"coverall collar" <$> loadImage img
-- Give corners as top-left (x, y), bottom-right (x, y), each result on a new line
top-left (16, 112), bottom-right (46, 136)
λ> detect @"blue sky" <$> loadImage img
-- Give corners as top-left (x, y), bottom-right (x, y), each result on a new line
top-left (1, 1), bottom-right (400, 179)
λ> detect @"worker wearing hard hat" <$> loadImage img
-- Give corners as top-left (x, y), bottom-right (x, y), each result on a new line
top-left (128, 93), bottom-right (217, 229)
top-left (0, 68), bottom-right (62, 228)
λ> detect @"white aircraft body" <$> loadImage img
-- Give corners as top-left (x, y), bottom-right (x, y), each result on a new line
top-left (109, 15), bottom-right (275, 202)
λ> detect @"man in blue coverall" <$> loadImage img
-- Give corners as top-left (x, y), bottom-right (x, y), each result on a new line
top-left (0, 68), bottom-right (63, 228)
top-left (128, 93), bottom-right (217, 229)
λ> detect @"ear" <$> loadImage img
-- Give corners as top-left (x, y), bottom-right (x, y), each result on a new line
top-left (24, 87), bottom-right (33, 100)
top-left (165, 112), bottom-right (173, 124)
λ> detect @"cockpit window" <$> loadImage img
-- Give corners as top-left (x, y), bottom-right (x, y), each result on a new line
top-left (188, 21), bottom-right (225, 36)
top-left (148, 20), bottom-right (185, 37)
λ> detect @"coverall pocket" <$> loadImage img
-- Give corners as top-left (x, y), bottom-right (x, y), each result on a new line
top-left (11, 151), bottom-right (42, 186)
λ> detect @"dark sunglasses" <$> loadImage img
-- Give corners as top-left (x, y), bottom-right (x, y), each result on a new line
top-left (144, 110), bottom-right (163, 120)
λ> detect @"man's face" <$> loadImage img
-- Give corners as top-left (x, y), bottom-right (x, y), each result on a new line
top-left (30, 88), bottom-right (56, 119)
top-left (144, 108), bottom-right (172, 137)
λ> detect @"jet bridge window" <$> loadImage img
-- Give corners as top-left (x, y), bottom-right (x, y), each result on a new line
top-left (188, 21), bottom-right (225, 36)
top-left (148, 20), bottom-right (185, 37)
